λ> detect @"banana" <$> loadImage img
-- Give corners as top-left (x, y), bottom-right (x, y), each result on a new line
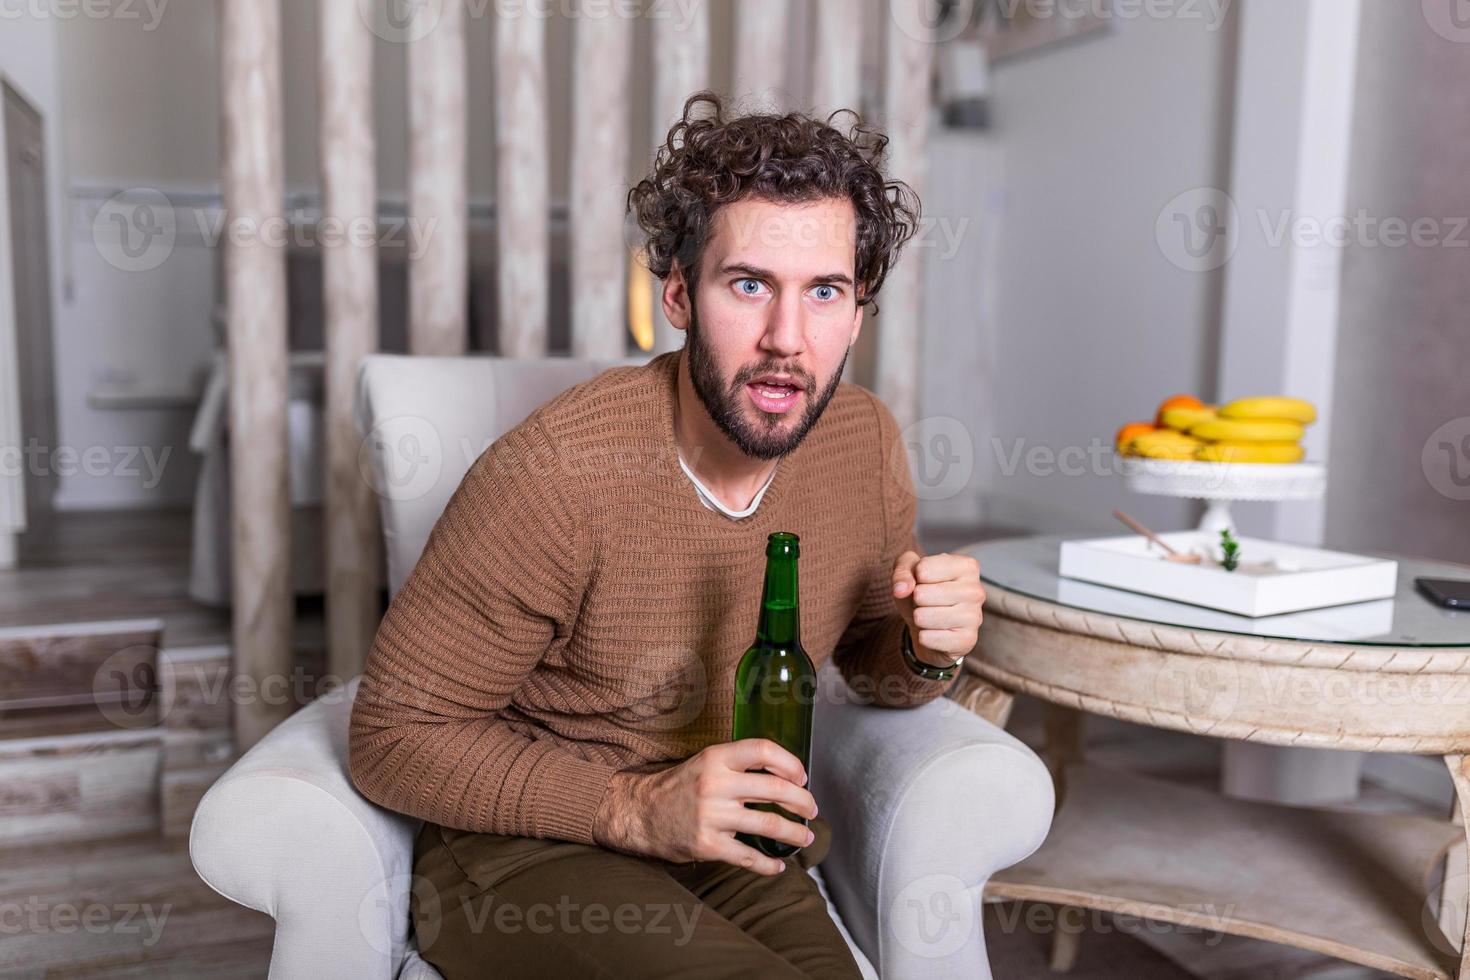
top-left (1197, 442), bottom-right (1305, 464)
top-left (1190, 417), bottom-right (1305, 443)
top-left (1132, 431), bottom-right (1206, 459)
top-left (1218, 396), bottom-right (1317, 424)
top-left (1160, 405), bottom-right (1217, 431)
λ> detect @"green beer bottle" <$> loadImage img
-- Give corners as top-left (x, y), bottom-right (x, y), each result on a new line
top-left (732, 531), bottom-right (816, 858)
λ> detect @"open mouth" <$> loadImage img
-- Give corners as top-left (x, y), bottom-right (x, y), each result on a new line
top-left (745, 375), bottom-right (805, 414)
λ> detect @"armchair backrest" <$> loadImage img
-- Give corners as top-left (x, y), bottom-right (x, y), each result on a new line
top-left (355, 354), bottom-right (642, 597)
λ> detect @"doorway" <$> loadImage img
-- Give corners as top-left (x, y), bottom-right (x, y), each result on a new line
top-left (4, 80), bottom-right (59, 551)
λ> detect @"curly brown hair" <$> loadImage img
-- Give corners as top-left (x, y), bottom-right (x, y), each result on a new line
top-left (627, 91), bottom-right (921, 312)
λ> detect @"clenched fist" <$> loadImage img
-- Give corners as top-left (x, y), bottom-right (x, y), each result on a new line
top-left (891, 551), bottom-right (985, 668)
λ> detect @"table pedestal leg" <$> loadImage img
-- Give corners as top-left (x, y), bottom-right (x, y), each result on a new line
top-left (1044, 705), bottom-right (1086, 972)
top-left (1446, 755), bottom-right (1469, 977)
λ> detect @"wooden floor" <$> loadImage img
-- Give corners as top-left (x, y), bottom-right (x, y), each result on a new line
top-left (0, 834), bottom-right (273, 979)
top-left (0, 509), bottom-right (1446, 978)
top-left (0, 509), bottom-right (230, 644)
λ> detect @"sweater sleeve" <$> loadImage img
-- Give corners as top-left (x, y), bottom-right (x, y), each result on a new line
top-left (832, 392), bottom-right (959, 709)
top-left (347, 419), bottom-right (618, 845)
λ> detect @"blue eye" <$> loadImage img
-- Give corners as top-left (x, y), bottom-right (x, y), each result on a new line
top-left (813, 284), bottom-right (837, 301)
top-left (736, 278), bottom-right (764, 295)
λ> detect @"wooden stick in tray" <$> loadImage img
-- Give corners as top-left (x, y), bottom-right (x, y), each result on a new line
top-left (1111, 509), bottom-right (1203, 564)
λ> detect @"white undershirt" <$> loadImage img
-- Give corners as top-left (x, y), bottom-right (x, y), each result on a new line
top-left (677, 454), bottom-right (778, 520)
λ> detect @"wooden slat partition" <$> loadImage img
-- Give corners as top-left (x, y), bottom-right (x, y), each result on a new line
top-left (408, 0), bottom-right (468, 355)
top-left (649, 5), bottom-right (710, 354)
top-left (219, 0), bottom-right (292, 750)
top-left (811, 0), bottom-right (864, 117)
top-left (733, 0), bottom-right (791, 113)
top-left (320, 0), bottom-right (380, 681)
top-left (876, 0), bottom-right (934, 432)
top-left (569, 12), bottom-right (633, 359)
top-left (494, 10), bottom-right (550, 358)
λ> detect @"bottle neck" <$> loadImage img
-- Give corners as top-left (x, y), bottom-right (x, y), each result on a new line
top-left (756, 553), bottom-right (800, 647)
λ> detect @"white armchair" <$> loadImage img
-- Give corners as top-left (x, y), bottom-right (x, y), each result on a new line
top-left (190, 354), bottom-right (1055, 979)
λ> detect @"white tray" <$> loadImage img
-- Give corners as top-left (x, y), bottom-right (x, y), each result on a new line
top-left (1058, 533), bottom-right (1398, 618)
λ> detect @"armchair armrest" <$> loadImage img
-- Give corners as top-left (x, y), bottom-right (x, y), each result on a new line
top-left (811, 664), bottom-right (1055, 980)
top-left (189, 678), bottom-right (423, 980)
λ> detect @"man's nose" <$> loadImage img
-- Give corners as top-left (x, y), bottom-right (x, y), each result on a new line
top-left (759, 292), bottom-right (805, 357)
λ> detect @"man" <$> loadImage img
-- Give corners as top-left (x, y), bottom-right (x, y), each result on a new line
top-left (349, 91), bottom-right (987, 979)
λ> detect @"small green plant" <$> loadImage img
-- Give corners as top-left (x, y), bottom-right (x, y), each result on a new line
top-left (1219, 528), bottom-right (1241, 572)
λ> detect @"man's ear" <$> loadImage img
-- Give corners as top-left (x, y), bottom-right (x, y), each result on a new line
top-left (662, 259), bottom-right (692, 332)
top-left (848, 294), bottom-right (864, 348)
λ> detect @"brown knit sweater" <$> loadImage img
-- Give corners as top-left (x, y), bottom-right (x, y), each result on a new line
top-left (348, 350), bottom-right (955, 846)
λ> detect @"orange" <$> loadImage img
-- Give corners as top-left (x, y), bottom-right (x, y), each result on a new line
top-left (1154, 394), bottom-right (1204, 427)
top-left (1115, 422), bottom-right (1156, 455)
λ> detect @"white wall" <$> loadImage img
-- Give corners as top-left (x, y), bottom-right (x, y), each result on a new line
top-left (0, 14), bottom-right (67, 541)
top-left (1322, 3), bottom-right (1470, 564)
top-left (978, 8), bottom-right (1236, 534)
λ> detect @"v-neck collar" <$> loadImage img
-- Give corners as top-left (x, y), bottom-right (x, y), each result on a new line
top-left (653, 351), bottom-right (795, 530)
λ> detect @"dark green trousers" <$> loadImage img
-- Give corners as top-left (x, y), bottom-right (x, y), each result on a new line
top-left (410, 816), bottom-right (865, 979)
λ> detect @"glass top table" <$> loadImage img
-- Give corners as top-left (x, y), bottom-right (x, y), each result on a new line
top-left (967, 534), bottom-right (1470, 648)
